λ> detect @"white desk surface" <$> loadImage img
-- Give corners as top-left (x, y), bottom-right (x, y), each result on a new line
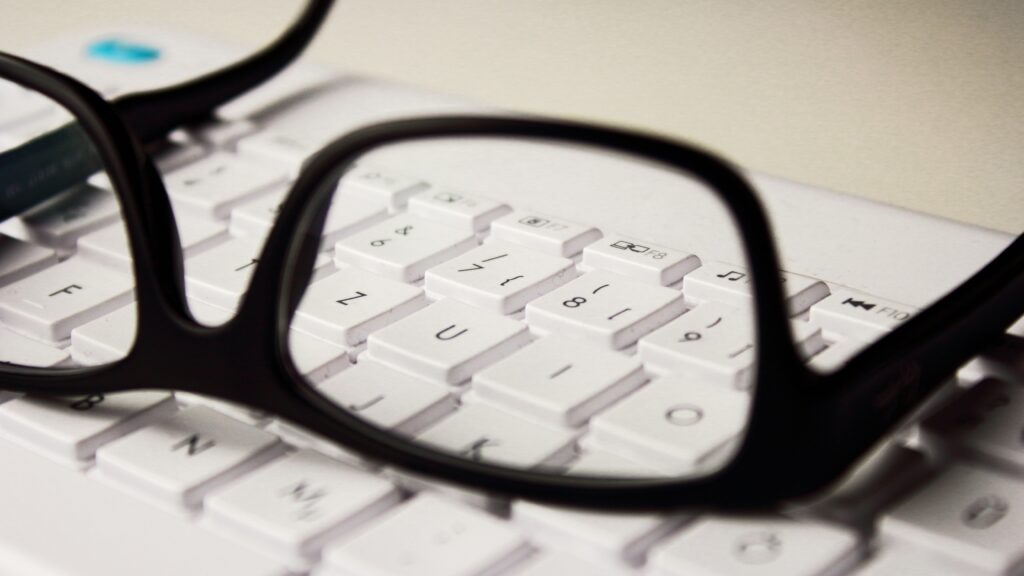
top-left (2, 1), bottom-right (1021, 234)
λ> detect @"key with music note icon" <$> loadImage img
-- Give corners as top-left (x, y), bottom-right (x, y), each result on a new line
top-left (682, 261), bottom-right (830, 316)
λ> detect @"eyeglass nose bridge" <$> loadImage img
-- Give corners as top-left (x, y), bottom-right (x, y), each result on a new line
top-left (125, 303), bottom-right (282, 407)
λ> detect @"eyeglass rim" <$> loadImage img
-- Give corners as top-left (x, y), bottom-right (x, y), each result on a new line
top-left (264, 118), bottom-right (1024, 509)
top-left (260, 116), bottom-right (818, 508)
top-left (1, 51), bottom-right (1022, 511)
top-left (0, 54), bottom-right (813, 508)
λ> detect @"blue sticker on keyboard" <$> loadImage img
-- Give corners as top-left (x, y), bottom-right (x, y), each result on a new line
top-left (86, 39), bottom-right (161, 64)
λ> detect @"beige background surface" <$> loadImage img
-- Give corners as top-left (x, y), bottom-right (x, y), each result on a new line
top-left (2, 1), bottom-right (1021, 233)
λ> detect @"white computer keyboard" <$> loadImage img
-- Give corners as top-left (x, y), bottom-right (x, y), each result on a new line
top-left (0, 27), bottom-right (1022, 576)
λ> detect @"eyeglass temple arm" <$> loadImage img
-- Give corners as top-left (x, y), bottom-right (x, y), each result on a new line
top-left (114, 0), bottom-right (334, 143)
top-left (0, 0), bottom-right (333, 223)
top-left (809, 233), bottom-right (1024, 486)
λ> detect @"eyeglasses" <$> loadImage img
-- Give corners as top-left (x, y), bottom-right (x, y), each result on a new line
top-left (0, 1), bottom-right (1021, 512)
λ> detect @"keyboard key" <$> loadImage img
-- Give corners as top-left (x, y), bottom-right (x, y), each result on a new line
top-left (0, 258), bottom-right (134, 344)
top-left (582, 235), bottom-right (700, 286)
top-left (88, 141), bottom-right (209, 191)
top-left (288, 330), bottom-right (350, 384)
top-left (315, 360), bottom-right (456, 435)
top-left (589, 376), bottom-right (748, 474)
top-left (0, 438), bottom-right (289, 576)
top-left (416, 402), bottom-right (578, 469)
top-left (639, 301), bottom-right (754, 386)
top-left (565, 446), bottom-right (670, 478)
top-left (184, 238), bottom-right (266, 309)
top-left (79, 216), bottom-right (227, 270)
top-left (879, 464), bottom-right (1024, 574)
top-left (810, 288), bottom-right (917, 341)
top-left (513, 500), bottom-right (687, 565)
top-left (248, 86), bottom-right (469, 180)
top-left (96, 405), bottom-right (284, 509)
top-left (205, 449), bottom-right (400, 561)
top-left (0, 325), bottom-right (69, 367)
top-left (165, 152), bottom-right (288, 219)
top-left (849, 547), bottom-right (984, 576)
top-left (230, 193), bottom-right (387, 247)
top-left (69, 303), bottom-right (135, 365)
top-left (335, 214), bottom-right (477, 282)
top-left (292, 267), bottom-right (425, 348)
top-left (408, 188), bottom-right (511, 231)
top-left (0, 391), bottom-right (176, 462)
top-left (336, 165), bottom-right (429, 211)
top-left (425, 241), bottom-right (576, 314)
top-left (0, 234), bottom-right (56, 288)
top-left (639, 302), bottom-right (825, 388)
top-left (269, 422), bottom-right (375, 470)
top-left (367, 299), bottom-right (530, 385)
top-left (236, 129), bottom-right (317, 176)
top-left (525, 270), bottom-right (686, 349)
top-left (322, 494), bottom-right (529, 576)
top-left (177, 118), bottom-right (257, 149)
top-left (649, 515), bottom-right (860, 576)
top-left (147, 139), bottom-right (210, 173)
top-left (472, 336), bottom-right (646, 427)
top-left (508, 551), bottom-right (632, 576)
top-left (683, 261), bottom-right (830, 316)
top-left (186, 237), bottom-right (331, 310)
top-left (0, 185), bottom-right (123, 254)
top-left (490, 210), bottom-right (602, 257)
top-left (923, 378), bottom-right (1024, 475)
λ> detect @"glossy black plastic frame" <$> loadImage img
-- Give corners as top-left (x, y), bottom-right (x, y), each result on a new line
top-left (0, 0), bottom-right (332, 221)
top-left (1, 52), bottom-right (1022, 512)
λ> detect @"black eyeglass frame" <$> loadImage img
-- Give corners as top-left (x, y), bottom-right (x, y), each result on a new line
top-left (1, 42), bottom-right (1022, 513)
top-left (0, 0), bottom-right (333, 221)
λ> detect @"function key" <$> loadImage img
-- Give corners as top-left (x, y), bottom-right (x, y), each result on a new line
top-left (583, 234), bottom-right (699, 286)
top-left (490, 210), bottom-right (602, 258)
top-left (683, 261), bottom-right (829, 316)
top-left (810, 287), bottom-right (917, 341)
top-left (408, 188), bottom-right (511, 232)
top-left (336, 165), bottom-right (428, 212)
